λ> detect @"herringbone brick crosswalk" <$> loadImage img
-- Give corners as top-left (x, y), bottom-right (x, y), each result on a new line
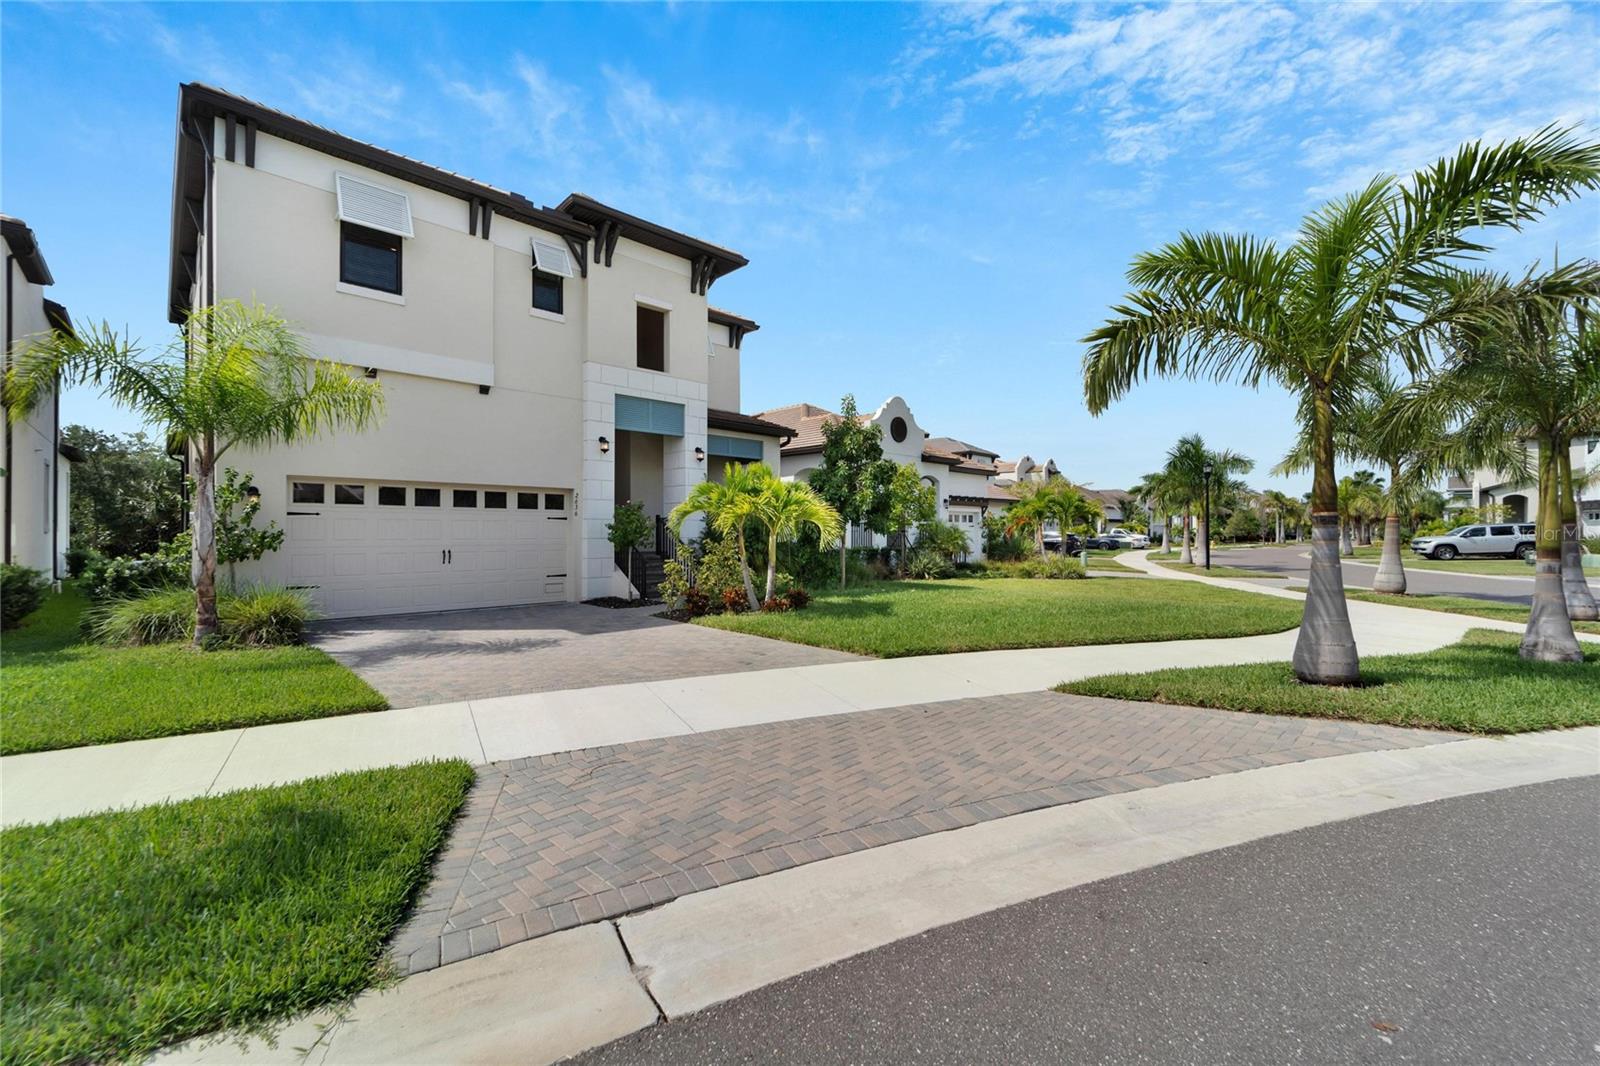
top-left (390, 691), bottom-right (1451, 973)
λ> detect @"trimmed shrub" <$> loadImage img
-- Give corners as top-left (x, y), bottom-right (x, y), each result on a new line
top-left (89, 587), bottom-right (195, 646)
top-left (81, 549), bottom-right (187, 602)
top-left (785, 587), bottom-right (810, 610)
top-left (219, 585), bottom-right (316, 646)
top-left (683, 588), bottom-right (712, 617)
top-left (905, 549), bottom-right (955, 579)
top-left (64, 546), bottom-right (99, 579)
top-left (720, 587), bottom-right (750, 613)
top-left (760, 596), bottom-right (791, 613)
top-left (1, 565), bottom-right (49, 629)
top-left (974, 557), bottom-right (1088, 580)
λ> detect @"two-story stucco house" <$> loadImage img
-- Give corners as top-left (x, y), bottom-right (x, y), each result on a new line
top-left (167, 84), bottom-right (787, 617)
top-left (755, 396), bottom-right (1000, 558)
top-left (1446, 438), bottom-right (1600, 535)
top-left (2, 215), bottom-right (80, 582)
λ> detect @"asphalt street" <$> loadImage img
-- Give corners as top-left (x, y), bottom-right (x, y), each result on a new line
top-left (578, 776), bottom-right (1600, 1065)
top-left (1200, 544), bottom-right (1546, 604)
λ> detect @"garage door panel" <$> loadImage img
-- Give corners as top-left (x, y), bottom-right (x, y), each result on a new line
top-left (283, 483), bottom-right (570, 618)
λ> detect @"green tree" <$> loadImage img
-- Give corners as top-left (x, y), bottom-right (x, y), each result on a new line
top-left (884, 464), bottom-right (936, 573)
top-left (1159, 435), bottom-right (1253, 564)
top-left (808, 395), bottom-right (896, 588)
top-left (1391, 265), bottom-right (1600, 660)
top-left (1002, 480), bottom-right (1054, 557)
top-left (669, 461), bottom-right (771, 609)
top-left (606, 501), bottom-right (652, 600)
top-left (752, 478), bottom-right (842, 600)
top-left (60, 426), bottom-right (185, 558)
top-left (7, 301), bottom-right (384, 644)
top-left (1083, 128), bottom-right (1600, 683)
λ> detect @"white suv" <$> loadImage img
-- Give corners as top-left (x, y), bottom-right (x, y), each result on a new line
top-left (1411, 523), bottom-right (1537, 561)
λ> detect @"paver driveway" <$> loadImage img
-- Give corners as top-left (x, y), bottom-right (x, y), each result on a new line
top-left (388, 691), bottom-right (1453, 974)
top-left (312, 603), bottom-right (861, 707)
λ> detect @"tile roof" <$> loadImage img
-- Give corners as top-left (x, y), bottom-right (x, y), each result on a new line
top-left (707, 409), bottom-right (790, 438)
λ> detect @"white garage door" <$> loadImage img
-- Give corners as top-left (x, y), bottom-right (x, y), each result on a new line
top-left (283, 479), bottom-right (570, 618)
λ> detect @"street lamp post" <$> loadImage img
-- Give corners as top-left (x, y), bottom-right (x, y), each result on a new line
top-left (1202, 460), bottom-right (1214, 570)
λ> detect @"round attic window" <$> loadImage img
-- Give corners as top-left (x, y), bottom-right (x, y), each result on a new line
top-left (890, 416), bottom-right (908, 443)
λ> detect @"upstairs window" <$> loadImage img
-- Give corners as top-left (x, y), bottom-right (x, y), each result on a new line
top-left (341, 223), bottom-right (402, 294)
top-left (533, 270), bottom-right (564, 314)
top-left (637, 305), bottom-right (666, 372)
top-left (531, 237), bottom-right (572, 316)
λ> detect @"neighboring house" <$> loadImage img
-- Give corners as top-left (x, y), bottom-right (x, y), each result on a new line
top-left (166, 83), bottom-right (786, 616)
top-left (1448, 438), bottom-right (1600, 536)
top-left (990, 455), bottom-right (1134, 535)
top-left (2, 215), bottom-right (81, 582)
top-left (755, 396), bottom-right (1000, 558)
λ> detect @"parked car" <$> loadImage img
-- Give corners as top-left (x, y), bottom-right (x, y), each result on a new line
top-left (1042, 531), bottom-right (1082, 553)
top-left (1109, 527), bottom-right (1150, 548)
top-left (1086, 531), bottom-right (1136, 550)
top-left (1410, 523), bottom-right (1537, 561)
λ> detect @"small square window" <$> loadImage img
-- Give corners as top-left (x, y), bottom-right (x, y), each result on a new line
top-left (484, 491), bottom-right (507, 509)
top-left (378, 486), bottom-right (406, 506)
top-left (544, 493), bottom-right (565, 511)
top-left (453, 489), bottom-right (478, 508)
top-left (340, 222), bottom-right (402, 295)
top-left (517, 492), bottom-right (540, 510)
top-left (292, 482), bottom-right (325, 504)
top-left (335, 484), bottom-right (365, 505)
top-left (414, 487), bottom-right (441, 507)
top-left (533, 270), bottom-right (564, 315)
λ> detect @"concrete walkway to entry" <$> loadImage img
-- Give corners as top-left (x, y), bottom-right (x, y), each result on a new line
top-left (3, 573), bottom-right (1552, 827)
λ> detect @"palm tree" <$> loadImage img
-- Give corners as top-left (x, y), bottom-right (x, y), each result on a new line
top-left (5, 301), bottom-right (383, 644)
top-left (751, 478), bottom-right (842, 601)
top-left (1161, 435), bottom-right (1253, 564)
top-left (1260, 489), bottom-right (1299, 543)
top-left (1003, 481), bottom-right (1056, 557)
top-left (1047, 483), bottom-right (1103, 541)
top-left (1083, 128), bottom-right (1600, 683)
top-left (1390, 264), bottom-right (1600, 660)
top-left (1131, 471), bottom-right (1181, 552)
top-left (669, 461), bottom-right (771, 610)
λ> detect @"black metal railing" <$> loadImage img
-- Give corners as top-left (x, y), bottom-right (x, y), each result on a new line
top-left (654, 514), bottom-right (671, 557)
top-left (615, 546), bottom-right (647, 598)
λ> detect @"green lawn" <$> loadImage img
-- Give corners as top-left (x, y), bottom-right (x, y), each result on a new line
top-left (1149, 559), bottom-right (1288, 579)
top-left (1, 760), bottom-right (474, 1066)
top-left (1061, 629), bottom-right (1598, 733)
top-left (1349, 544), bottom-right (1600, 577)
top-left (1344, 589), bottom-right (1600, 635)
top-left (696, 577), bottom-right (1304, 657)
top-left (1, 587), bottom-right (387, 756)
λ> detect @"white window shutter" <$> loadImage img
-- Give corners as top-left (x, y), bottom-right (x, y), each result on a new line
top-left (335, 174), bottom-right (413, 238)
top-left (531, 236), bottom-right (575, 278)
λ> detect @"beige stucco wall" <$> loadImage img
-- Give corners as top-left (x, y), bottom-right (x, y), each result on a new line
top-left (708, 327), bottom-right (740, 411)
top-left (2, 252), bottom-right (63, 577)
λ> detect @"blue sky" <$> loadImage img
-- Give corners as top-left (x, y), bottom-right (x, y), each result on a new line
top-left (4, 1), bottom-right (1597, 495)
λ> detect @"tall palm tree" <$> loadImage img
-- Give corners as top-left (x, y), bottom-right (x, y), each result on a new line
top-left (1048, 483), bottom-right (1103, 541)
top-left (669, 461), bottom-right (771, 610)
top-left (751, 478), bottom-right (842, 601)
top-left (1003, 480), bottom-right (1056, 557)
top-left (5, 301), bottom-right (383, 644)
top-left (1558, 433), bottom-right (1600, 621)
top-left (1260, 489), bottom-right (1299, 543)
top-left (1162, 434), bottom-right (1253, 565)
top-left (1083, 128), bottom-right (1600, 683)
top-left (1391, 264), bottom-right (1600, 661)
top-left (1131, 471), bottom-right (1181, 551)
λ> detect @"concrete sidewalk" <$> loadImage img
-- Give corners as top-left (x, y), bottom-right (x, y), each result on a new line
top-left (2, 592), bottom-right (1494, 827)
top-left (153, 727), bottom-right (1600, 1065)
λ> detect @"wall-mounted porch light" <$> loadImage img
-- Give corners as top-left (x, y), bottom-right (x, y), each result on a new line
top-left (694, 446), bottom-right (705, 463)
top-left (364, 367), bottom-right (378, 379)
top-left (598, 435), bottom-right (611, 454)
top-left (244, 484), bottom-right (262, 503)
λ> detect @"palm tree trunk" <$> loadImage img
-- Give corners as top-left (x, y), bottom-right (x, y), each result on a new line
top-left (1294, 388), bottom-right (1359, 684)
top-left (1339, 519), bottom-right (1353, 556)
top-left (736, 528), bottom-right (760, 610)
top-left (1373, 513), bottom-right (1407, 594)
top-left (1160, 515), bottom-right (1170, 553)
top-left (1557, 445), bottom-right (1598, 621)
top-left (765, 532), bottom-right (779, 603)
top-left (1179, 507), bottom-right (1193, 565)
top-left (1373, 462), bottom-right (1407, 595)
top-left (192, 452), bottom-right (220, 646)
top-left (1524, 436), bottom-right (1583, 661)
